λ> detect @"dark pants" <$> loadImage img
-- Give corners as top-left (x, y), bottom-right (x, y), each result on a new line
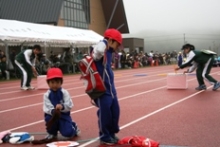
top-left (178, 60), bottom-right (182, 67)
top-left (1, 70), bottom-right (6, 79)
top-left (94, 94), bottom-right (120, 141)
top-left (45, 114), bottom-right (77, 137)
top-left (15, 60), bottom-right (32, 87)
top-left (196, 57), bottom-right (217, 85)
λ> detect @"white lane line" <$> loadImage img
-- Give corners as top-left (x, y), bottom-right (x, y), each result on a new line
top-left (78, 86), bottom-right (211, 147)
top-left (5, 71), bottom-right (218, 137)
top-left (5, 75), bottom-right (198, 132)
top-left (3, 68), bottom-right (217, 113)
top-left (0, 70), bottom-right (168, 100)
top-left (0, 68), bottom-right (170, 90)
top-left (0, 78), bottom-right (166, 113)
top-left (6, 80), bottom-right (170, 132)
top-left (0, 69), bottom-right (172, 92)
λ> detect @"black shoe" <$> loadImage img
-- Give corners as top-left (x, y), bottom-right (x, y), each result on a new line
top-left (75, 126), bottom-right (81, 136)
top-left (195, 84), bottom-right (207, 90)
top-left (112, 135), bottom-right (119, 143)
top-left (31, 134), bottom-right (57, 145)
top-left (45, 134), bottom-right (57, 140)
top-left (100, 138), bottom-right (116, 145)
top-left (213, 82), bottom-right (220, 91)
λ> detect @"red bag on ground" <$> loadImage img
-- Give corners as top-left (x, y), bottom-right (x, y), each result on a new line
top-left (78, 55), bottom-right (106, 100)
top-left (118, 136), bottom-right (159, 147)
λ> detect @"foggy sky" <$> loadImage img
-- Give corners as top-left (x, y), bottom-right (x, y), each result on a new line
top-left (123, 0), bottom-right (220, 54)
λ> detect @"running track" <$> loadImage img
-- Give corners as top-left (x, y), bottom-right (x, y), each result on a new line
top-left (0, 65), bottom-right (220, 147)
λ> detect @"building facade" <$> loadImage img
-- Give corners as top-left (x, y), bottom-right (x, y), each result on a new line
top-left (0, 0), bottom-right (129, 35)
top-left (123, 38), bottom-right (144, 53)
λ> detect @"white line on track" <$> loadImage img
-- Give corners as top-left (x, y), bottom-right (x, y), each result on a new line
top-left (0, 69), bottom-right (171, 100)
top-left (0, 78), bottom-right (166, 113)
top-left (0, 68), bottom-right (172, 91)
top-left (3, 70), bottom-right (219, 145)
top-left (78, 86), bottom-right (211, 147)
top-left (6, 76), bottom-right (199, 132)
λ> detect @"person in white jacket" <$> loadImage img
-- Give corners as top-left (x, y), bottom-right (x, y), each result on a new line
top-left (43, 68), bottom-right (80, 140)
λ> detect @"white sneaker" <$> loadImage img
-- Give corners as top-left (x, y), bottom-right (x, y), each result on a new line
top-left (45, 134), bottom-right (57, 140)
top-left (27, 86), bottom-right (35, 90)
top-left (21, 86), bottom-right (28, 90)
top-left (74, 124), bottom-right (81, 136)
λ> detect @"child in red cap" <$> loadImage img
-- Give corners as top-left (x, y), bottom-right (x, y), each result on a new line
top-left (91, 28), bottom-right (122, 145)
top-left (43, 68), bottom-right (80, 140)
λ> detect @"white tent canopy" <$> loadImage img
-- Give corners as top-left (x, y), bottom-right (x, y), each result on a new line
top-left (0, 19), bottom-right (103, 47)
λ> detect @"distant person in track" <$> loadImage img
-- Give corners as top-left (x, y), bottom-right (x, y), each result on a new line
top-left (43, 68), bottom-right (80, 141)
top-left (177, 52), bottom-right (183, 67)
top-left (0, 55), bottom-right (10, 80)
top-left (91, 28), bottom-right (122, 145)
top-left (15, 45), bottom-right (41, 90)
top-left (175, 43), bottom-right (220, 91)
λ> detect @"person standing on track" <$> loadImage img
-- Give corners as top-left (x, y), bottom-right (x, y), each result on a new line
top-left (175, 43), bottom-right (220, 91)
top-left (91, 28), bottom-right (122, 145)
top-left (15, 45), bottom-right (41, 90)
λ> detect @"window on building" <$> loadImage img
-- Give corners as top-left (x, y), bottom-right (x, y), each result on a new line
top-left (60, 0), bottom-right (90, 29)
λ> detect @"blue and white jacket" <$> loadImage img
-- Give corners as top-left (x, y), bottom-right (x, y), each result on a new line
top-left (92, 40), bottom-right (116, 97)
top-left (43, 88), bottom-right (73, 116)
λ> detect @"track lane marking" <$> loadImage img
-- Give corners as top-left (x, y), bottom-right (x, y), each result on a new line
top-left (78, 86), bottom-right (211, 147)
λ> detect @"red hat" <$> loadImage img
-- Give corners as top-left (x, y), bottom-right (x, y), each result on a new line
top-left (47, 68), bottom-right (63, 80)
top-left (104, 28), bottom-right (122, 45)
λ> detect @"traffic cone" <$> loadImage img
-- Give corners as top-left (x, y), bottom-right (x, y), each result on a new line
top-left (156, 60), bottom-right (159, 66)
top-left (133, 61), bottom-right (139, 68)
top-left (151, 60), bottom-right (155, 66)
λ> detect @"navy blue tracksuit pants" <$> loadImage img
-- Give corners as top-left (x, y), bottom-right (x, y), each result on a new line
top-left (95, 93), bottom-right (120, 141)
top-left (45, 114), bottom-right (77, 137)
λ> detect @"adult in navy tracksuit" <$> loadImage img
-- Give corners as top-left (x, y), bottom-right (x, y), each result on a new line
top-left (177, 52), bottom-right (183, 67)
top-left (92, 29), bottom-right (122, 145)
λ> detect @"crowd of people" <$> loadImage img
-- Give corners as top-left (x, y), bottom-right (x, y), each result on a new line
top-left (0, 45), bottom-right (182, 82)
top-left (110, 50), bottom-right (179, 69)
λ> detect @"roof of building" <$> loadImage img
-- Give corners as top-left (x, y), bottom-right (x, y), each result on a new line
top-left (0, 0), bottom-right (63, 24)
top-left (101, 0), bottom-right (129, 33)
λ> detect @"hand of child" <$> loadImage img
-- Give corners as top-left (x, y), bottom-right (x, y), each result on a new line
top-left (56, 104), bottom-right (63, 110)
top-left (183, 69), bottom-right (190, 74)
top-left (46, 109), bottom-right (61, 130)
top-left (183, 71), bottom-right (188, 74)
top-left (174, 67), bottom-right (180, 71)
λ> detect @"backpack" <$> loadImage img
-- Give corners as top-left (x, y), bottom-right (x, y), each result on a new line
top-left (118, 136), bottom-right (159, 147)
top-left (78, 54), bottom-right (106, 100)
top-left (201, 49), bottom-right (217, 55)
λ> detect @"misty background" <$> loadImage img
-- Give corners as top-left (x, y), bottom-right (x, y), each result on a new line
top-left (122, 0), bottom-right (220, 54)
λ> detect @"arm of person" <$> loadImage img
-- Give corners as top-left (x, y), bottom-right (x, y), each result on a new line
top-left (92, 41), bottom-right (107, 61)
top-left (43, 91), bottom-right (55, 115)
top-left (60, 89), bottom-right (73, 112)
top-left (179, 51), bottom-right (196, 69)
top-left (24, 49), bottom-right (34, 67)
top-left (186, 61), bottom-right (198, 73)
top-left (24, 50), bottom-right (37, 75)
top-left (32, 55), bottom-right (37, 67)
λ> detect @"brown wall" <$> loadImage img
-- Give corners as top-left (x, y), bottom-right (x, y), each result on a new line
top-left (57, 16), bottom-right (65, 26)
top-left (123, 38), bottom-right (144, 53)
top-left (123, 38), bottom-right (133, 48)
top-left (89, 0), bottom-right (106, 36)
